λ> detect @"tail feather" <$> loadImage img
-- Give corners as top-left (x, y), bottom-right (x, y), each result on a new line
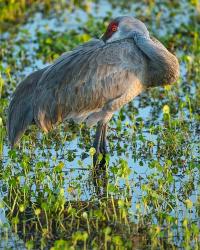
top-left (7, 67), bottom-right (48, 147)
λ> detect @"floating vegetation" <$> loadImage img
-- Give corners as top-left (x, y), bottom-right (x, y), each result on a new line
top-left (0, 0), bottom-right (199, 249)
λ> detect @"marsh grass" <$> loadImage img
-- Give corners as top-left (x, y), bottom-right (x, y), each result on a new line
top-left (0, 0), bottom-right (199, 249)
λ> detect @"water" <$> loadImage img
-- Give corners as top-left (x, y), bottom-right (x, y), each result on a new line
top-left (0, 0), bottom-right (199, 248)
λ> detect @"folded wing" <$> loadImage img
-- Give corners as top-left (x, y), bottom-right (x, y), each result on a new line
top-left (33, 38), bottom-right (146, 132)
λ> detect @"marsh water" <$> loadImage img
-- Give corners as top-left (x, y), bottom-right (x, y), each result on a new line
top-left (0, 0), bottom-right (199, 249)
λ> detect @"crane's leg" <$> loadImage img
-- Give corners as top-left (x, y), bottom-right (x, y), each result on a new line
top-left (93, 122), bottom-right (108, 168)
top-left (100, 123), bottom-right (108, 153)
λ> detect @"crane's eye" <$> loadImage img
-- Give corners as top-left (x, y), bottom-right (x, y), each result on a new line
top-left (111, 25), bottom-right (117, 32)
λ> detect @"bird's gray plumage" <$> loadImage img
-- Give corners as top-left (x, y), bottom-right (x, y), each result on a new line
top-left (7, 16), bottom-right (179, 148)
top-left (33, 38), bottom-right (147, 132)
top-left (7, 67), bottom-right (49, 147)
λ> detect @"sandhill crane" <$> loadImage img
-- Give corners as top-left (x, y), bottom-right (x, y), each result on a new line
top-left (7, 16), bottom-right (179, 166)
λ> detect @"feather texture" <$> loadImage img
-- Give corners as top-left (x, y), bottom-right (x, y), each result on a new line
top-left (7, 67), bottom-right (48, 146)
top-left (7, 17), bottom-right (179, 147)
top-left (33, 38), bottom-right (147, 132)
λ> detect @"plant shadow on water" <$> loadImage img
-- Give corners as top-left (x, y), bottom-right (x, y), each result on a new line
top-left (0, 0), bottom-right (200, 249)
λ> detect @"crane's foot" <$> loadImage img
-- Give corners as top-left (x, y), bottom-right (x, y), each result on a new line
top-left (93, 122), bottom-right (108, 169)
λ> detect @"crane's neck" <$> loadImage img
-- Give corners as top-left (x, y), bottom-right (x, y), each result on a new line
top-left (132, 33), bottom-right (179, 87)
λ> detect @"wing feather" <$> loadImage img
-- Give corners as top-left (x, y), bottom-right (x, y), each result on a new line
top-left (33, 38), bottom-right (146, 131)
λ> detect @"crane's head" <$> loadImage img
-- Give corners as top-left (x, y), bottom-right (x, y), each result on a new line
top-left (102, 16), bottom-right (149, 43)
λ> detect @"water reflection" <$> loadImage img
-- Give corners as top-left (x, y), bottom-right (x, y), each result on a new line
top-left (3, 168), bottom-right (148, 249)
top-left (0, 0), bottom-right (199, 248)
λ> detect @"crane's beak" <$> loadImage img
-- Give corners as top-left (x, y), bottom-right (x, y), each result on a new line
top-left (101, 33), bottom-right (106, 43)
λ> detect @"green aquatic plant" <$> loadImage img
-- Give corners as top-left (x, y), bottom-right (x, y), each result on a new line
top-left (0, 0), bottom-right (199, 249)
